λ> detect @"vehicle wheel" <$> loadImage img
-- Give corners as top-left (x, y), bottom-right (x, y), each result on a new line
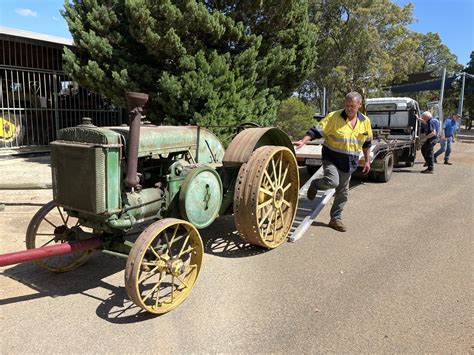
top-left (26, 201), bottom-right (94, 272)
top-left (306, 164), bottom-right (320, 175)
top-left (234, 146), bottom-right (299, 248)
top-left (376, 153), bottom-right (394, 182)
top-left (0, 112), bottom-right (25, 147)
top-left (125, 218), bottom-right (203, 314)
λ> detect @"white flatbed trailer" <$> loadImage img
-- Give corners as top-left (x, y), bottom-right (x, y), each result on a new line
top-left (296, 136), bottom-right (416, 182)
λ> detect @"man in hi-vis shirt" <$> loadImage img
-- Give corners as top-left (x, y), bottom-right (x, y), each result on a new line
top-left (293, 92), bottom-right (372, 232)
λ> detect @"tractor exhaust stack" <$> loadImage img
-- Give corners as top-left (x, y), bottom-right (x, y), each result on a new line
top-left (124, 92), bottom-right (149, 188)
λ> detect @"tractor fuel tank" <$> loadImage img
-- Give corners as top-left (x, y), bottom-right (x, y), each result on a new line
top-left (108, 125), bottom-right (226, 164)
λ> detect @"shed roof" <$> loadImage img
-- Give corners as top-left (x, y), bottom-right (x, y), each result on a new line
top-left (0, 26), bottom-right (73, 46)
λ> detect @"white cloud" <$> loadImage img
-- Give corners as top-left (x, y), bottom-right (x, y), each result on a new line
top-left (15, 8), bottom-right (38, 17)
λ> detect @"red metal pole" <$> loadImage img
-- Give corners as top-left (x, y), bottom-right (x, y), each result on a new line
top-left (0, 237), bottom-right (102, 267)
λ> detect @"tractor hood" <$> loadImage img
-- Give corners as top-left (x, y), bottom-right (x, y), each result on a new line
top-left (56, 124), bottom-right (226, 164)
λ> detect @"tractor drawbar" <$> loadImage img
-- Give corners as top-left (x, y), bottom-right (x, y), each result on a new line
top-left (0, 237), bottom-right (102, 267)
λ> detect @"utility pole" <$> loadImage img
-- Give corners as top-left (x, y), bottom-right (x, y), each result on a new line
top-left (458, 72), bottom-right (474, 116)
top-left (458, 72), bottom-right (466, 117)
top-left (439, 68), bottom-right (446, 123)
top-left (322, 87), bottom-right (326, 115)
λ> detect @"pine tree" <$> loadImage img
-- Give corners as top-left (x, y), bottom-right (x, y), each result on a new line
top-left (62, 0), bottom-right (317, 139)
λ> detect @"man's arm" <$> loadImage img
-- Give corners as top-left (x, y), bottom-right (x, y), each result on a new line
top-left (293, 114), bottom-right (330, 149)
top-left (425, 128), bottom-right (436, 139)
top-left (362, 147), bottom-right (371, 174)
top-left (416, 114), bottom-right (425, 124)
top-left (293, 134), bottom-right (312, 149)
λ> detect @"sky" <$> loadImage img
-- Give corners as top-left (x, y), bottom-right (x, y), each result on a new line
top-left (0, 0), bottom-right (472, 66)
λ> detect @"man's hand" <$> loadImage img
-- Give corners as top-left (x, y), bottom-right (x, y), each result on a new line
top-left (292, 135), bottom-right (312, 150)
top-left (292, 139), bottom-right (305, 149)
top-left (362, 161), bottom-right (371, 174)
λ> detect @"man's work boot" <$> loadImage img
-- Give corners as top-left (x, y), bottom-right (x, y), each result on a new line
top-left (328, 219), bottom-right (346, 232)
top-left (421, 168), bottom-right (434, 174)
top-left (307, 182), bottom-right (318, 200)
top-left (444, 161), bottom-right (452, 165)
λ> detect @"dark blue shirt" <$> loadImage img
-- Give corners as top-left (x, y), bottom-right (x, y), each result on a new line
top-left (431, 117), bottom-right (440, 136)
top-left (425, 118), bottom-right (439, 143)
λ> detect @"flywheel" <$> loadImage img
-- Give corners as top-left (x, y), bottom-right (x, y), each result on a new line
top-left (179, 166), bottom-right (223, 229)
top-left (234, 146), bottom-right (299, 248)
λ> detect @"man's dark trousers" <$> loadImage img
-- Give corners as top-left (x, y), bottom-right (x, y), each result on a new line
top-left (421, 138), bottom-right (437, 170)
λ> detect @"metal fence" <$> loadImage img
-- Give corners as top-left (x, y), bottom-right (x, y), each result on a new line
top-left (1, 36), bottom-right (123, 149)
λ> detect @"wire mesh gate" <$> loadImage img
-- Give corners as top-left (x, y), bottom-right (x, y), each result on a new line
top-left (1, 35), bottom-right (123, 149)
top-left (0, 67), bottom-right (123, 148)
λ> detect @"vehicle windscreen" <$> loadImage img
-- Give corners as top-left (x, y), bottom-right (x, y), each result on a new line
top-left (366, 103), bottom-right (410, 128)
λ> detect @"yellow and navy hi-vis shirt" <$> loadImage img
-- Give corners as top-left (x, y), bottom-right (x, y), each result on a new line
top-left (307, 109), bottom-right (373, 173)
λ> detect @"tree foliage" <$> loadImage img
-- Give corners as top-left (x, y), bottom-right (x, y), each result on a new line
top-left (274, 96), bottom-right (315, 140)
top-left (415, 32), bottom-right (463, 75)
top-left (463, 51), bottom-right (474, 118)
top-left (301, 0), bottom-right (423, 111)
top-left (61, 0), bottom-right (317, 137)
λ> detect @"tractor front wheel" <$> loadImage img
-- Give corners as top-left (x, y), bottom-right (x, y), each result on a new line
top-left (26, 201), bottom-right (94, 272)
top-left (125, 218), bottom-right (203, 314)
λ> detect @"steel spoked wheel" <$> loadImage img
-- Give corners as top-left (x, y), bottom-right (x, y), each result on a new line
top-left (125, 218), bottom-right (203, 314)
top-left (234, 146), bottom-right (299, 248)
top-left (26, 201), bottom-right (94, 272)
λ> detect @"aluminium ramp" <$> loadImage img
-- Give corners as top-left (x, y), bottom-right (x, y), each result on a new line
top-left (288, 167), bottom-right (335, 242)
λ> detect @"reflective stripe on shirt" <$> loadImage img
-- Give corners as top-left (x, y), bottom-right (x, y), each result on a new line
top-left (307, 109), bottom-right (373, 172)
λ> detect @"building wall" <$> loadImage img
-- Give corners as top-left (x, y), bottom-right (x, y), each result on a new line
top-left (0, 34), bottom-right (123, 149)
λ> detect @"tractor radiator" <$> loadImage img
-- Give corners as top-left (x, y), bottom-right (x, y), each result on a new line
top-left (51, 142), bottom-right (120, 215)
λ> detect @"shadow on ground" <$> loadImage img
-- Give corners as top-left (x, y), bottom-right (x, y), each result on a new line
top-left (200, 215), bottom-right (268, 258)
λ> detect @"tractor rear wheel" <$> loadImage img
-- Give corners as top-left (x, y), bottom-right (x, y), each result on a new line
top-left (125, 218), bottom-right (203, 314)
top-left (26, 201), bottom-right (94, 272)
top-left (234, 146), bottom-right (299, 248)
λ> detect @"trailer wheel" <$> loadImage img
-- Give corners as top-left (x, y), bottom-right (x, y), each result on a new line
top-left (234, 146), bottom-right (299, 248)
top-left (125, 218), bottom-right (203, 314)
top-left (375, 153), bottom-right (394, 182)
top-left (26, 201), bottom-right (94, 272)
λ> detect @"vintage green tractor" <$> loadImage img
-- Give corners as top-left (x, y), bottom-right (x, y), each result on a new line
top-left (0, 92), bottom-right (299, 314)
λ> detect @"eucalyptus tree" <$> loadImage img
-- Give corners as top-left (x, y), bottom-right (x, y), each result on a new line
top-left (303, 0), bottom-right (423, 110)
